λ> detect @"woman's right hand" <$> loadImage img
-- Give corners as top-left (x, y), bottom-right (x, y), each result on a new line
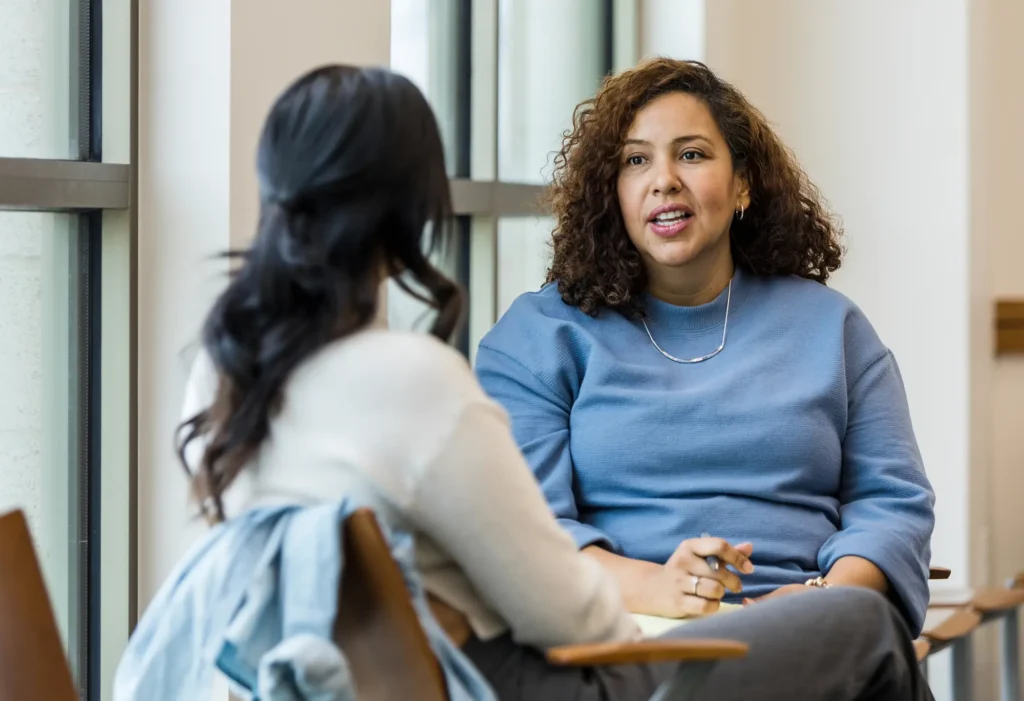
top-left (640, 536), bottom-right (755, 618)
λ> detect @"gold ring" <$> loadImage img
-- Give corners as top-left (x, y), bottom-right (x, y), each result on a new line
top-left (691, 575), bottom-right (700, 596)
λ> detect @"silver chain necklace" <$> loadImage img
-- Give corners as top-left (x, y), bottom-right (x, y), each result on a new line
top-left (640, 279), bottom-right (732, 364)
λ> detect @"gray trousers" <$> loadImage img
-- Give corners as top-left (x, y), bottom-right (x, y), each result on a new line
top-left (463, 587), bottom-right (934, 701)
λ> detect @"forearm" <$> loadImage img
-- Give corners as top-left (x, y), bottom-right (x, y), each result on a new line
top-left (583, 545), bottom-right (662, 613)
top-left (824, 555), bottom-right (890, 593)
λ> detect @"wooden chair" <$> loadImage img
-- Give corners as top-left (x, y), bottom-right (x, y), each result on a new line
top-left (909, 566), bottom-right (951, 667)
top-left (913, 638), bottom-right (932, 663)
top-left (333, 508), bottom-right (748, 701)
top-left (0, 510), bottom-right (78, 701)
top-left (926, 583), bottom-right (1024, 701)
top-left (919, 605), bottom-right (982, 697)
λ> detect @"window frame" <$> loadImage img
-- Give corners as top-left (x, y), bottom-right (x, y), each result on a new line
top-left (0, 0), bottom-right (138, 698)
top-left (433, 0), bottom-right (638, 358)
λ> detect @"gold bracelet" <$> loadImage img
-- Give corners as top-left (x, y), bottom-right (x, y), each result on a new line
top-left (804, 576), bottom-right (831, 588)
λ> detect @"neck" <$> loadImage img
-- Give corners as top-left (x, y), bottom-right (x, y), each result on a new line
top-left (372, 277), bottom-right (389, 329)
top-left (647, 249), bottom-right (735, 307)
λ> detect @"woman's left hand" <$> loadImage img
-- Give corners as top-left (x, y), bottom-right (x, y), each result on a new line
top-left (742, 583), bottom-right (811, 605)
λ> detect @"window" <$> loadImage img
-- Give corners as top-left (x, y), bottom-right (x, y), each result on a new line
top-left (0, 212), bottom-right (89, 682)
top-left (0, 0), bottom-right (134, 698)
top-left (389, 0), bottom-right (636, 357)
top-left (0, 0), bottom-right (79, 159)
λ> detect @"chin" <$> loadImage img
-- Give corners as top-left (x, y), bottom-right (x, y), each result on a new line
top-left (648, 242), bottom-right (704, 268)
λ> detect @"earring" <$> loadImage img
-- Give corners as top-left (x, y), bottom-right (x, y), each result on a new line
top-left (736, 205), bottom-right (745, 221)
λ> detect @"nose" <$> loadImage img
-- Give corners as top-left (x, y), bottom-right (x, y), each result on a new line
top-left (651, 158), bottom-right (682, 196)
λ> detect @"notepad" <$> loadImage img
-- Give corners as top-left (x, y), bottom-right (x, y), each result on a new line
top-left (632, 603), bottom-right (743, 638)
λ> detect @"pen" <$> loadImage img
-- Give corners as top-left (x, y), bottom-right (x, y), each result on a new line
top-left (701, 532), bottom-right (720, 573)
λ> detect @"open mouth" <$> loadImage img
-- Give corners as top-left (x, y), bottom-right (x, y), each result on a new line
top-left (650, 211), bottom-right (693, 225)
top-left (648, 206), bottom-right (694, 236)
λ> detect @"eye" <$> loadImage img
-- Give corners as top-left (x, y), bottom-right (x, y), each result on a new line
top-left (625, 154), bottom-right (647, 167)
top-left (681, 150), bottom-right (704, 161)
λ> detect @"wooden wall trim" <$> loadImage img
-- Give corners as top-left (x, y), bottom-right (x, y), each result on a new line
top-left (996, 300), bottom-right (1024, 355)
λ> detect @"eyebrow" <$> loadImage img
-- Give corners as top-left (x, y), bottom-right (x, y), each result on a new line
top-left (623, 135), bottom-right (712, 147)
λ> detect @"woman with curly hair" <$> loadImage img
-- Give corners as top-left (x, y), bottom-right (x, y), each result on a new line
top-left (476, 58), bottom-right (934, 636)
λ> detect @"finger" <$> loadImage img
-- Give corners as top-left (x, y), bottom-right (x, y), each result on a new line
top-left (668, 551), bottom-right (745, 593)
top-left (690, 537), bottom-right (755, 574)
top-left (693, 576), bottom-right (726, 601)
top-left (676, 594), bottom-right (720, 618)
top-left (679, 559), bottom-right (744, 593)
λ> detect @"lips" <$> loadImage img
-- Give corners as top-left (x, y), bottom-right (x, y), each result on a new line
top-left (647, 203), bottom-right (694, 238)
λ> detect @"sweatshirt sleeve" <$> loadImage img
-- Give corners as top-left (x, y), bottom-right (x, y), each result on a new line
top-left (475, 330), bottom-right (618, 553)
top-left (817, 350), bottom-right (935, 636)
top-left (408, 398), bottom-right (639, 649)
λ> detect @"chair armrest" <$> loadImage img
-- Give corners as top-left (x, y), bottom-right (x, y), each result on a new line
top-left (929, 566), bottom-right (951, 580)
top-left (970, 587), bottom-right (1024, 613)
top-left (546, 639), bottom-right (748, 667)
top-left (921, 608), bottom-right (982, 643)
top-left (913, 638), bottom-right (931, 662)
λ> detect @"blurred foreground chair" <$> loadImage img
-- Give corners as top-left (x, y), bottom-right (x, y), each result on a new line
top-left (0, 509), bottom-right (78, 701)
top-left (334, 508), bottom-right (748, 701)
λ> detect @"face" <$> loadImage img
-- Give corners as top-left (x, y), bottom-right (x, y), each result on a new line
top-left (616, 92), bottom-right (749, 278)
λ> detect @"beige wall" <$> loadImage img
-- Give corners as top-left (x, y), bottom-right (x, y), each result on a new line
top-left (229, 1), bottom-right (391, 249)
top-left (977, 0), bottom-right (1024, 590)
top-left (137, 0), bottom-right (391, 609)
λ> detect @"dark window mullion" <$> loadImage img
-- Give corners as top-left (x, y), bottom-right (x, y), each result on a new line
top-left (84, 211), bottom-right (103, 701)
top-left (73, 0), bottom-right (104, 698)
top-left (601, 0), bottom-right (615, 77)
top-left (454, 0), bottom-right (472, 356)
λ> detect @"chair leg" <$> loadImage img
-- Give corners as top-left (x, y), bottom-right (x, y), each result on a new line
top-left (1001, 608), bottom-right (1020, 701)
top-left (951, 634), bottom-right (974, 701)
top-left (649, 661), bottom-right (718, 701)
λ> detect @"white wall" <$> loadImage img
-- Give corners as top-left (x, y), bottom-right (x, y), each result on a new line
top-left (641, 0), bottom-right (703, 62)
top-left (137, 0), bottom-right (391, 609)
top-left (137, 0), bottom-right (232, 608)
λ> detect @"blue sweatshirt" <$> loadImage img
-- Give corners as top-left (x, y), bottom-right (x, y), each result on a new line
top-left (475, 267), bottom-right (935, 635)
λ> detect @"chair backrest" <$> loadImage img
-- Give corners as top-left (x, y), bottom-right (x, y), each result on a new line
top-left (0, 510), bottom-right (78, 701)
top-left (333, 508), bottom-right (448, 701)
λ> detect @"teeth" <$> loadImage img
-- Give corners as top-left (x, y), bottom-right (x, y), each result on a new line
top-left (654, 211), bottom-right (689, 223)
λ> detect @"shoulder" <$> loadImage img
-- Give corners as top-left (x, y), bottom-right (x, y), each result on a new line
top-left (476, 283), bottom-right (597, 390)
top-left (479, 283), bottom-right (602, 359)
top-left (492, 283), bottom-right (587, 333)
top-left (759, 274), bottom-right (889, 376)
top-left (759, 275), bottom-right (874, 329)
top-left (301, 329), bottom-right (488, 410)
top-left (181, 346), bottom-right (218, 420)
top-left (758, 274), bottom-right (858, 314)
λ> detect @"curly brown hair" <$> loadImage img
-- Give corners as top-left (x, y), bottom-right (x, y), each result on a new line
top-left (547, 58), bottom-right (843, 317)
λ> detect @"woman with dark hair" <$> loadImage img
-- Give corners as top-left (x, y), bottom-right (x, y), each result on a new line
top-left (476, 58), bottom-right (935, 633)
top-left (176, 64), bottom-right (931, 700)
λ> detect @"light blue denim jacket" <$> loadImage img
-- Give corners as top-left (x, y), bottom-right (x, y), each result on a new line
top-left (113, 502), bottom-right (496, 700)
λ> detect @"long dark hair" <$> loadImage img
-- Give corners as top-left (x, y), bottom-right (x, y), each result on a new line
top-left (177, 65), bottom-right (461, 522)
